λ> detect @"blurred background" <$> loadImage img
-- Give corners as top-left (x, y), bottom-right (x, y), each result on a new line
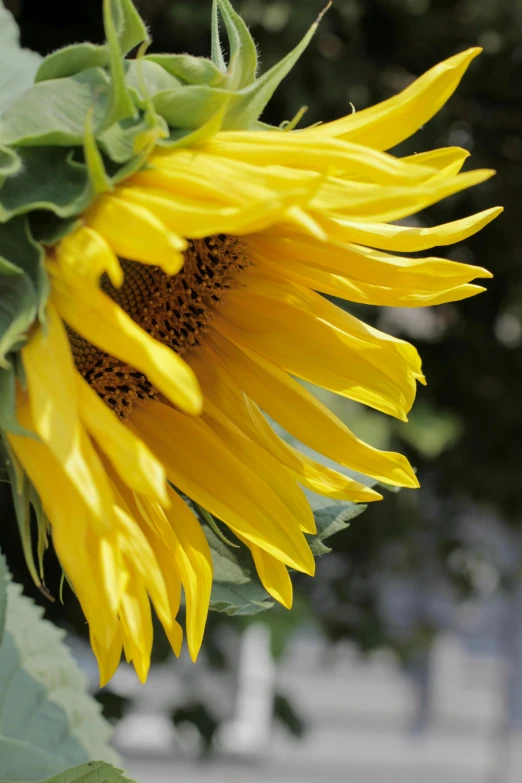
top-left (1, 0), bottom-right (522, 781)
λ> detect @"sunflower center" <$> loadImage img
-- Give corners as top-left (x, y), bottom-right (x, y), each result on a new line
top-left (69, 234), bottom-right (249, 418)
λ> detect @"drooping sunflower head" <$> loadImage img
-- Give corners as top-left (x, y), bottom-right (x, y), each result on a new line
top-left (0, 0), bottom-right (501, 684)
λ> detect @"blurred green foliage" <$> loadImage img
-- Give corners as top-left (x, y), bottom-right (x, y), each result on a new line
top-left (1, 0), bottom-right (521, 676)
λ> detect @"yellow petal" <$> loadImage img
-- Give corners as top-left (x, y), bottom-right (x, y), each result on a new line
top-left (91, 628), bottom-right (123, 688)
top-left (401, 147), bottom-right (470, 175)
top-left (189, 349), bottom-right (385, 501)
top-left (250, 233), bottom-right (492, 291)
top-left (205, 332), bottom-right (419, 488)
top-left (21, 303), bottom-right (113, 524)
top-left (55, 225), bottom-right (123, 288)
top-left (130, 400), bottom-right (315, 576)
top-left (118, 566), bottom-right (153, 684)
top-left (216, 273), bottom-right (422, 421)
top-left (76, 373), bottom-right (168, 505)
top-left (109, 475), bottom-right (184, 658)
top-left (248, 542), bottom-right (293, 609)
top-left (84, 193), bottom-right (186, 274)
top-left (204, 410), bottom-right (316, 534)
top-left (312, 48), bottom-right (482, 150)
top-left (322, 206), bottom-right (503, 252)
top-left (162, 487), bottom-right (213, 661)
top-left (48, 270), bottom-right (202, 415)
top-left (313, 169), bottom-right (494, 224)
top-left (203, 132), bottom-right (436, 184)
top-left (248, 242), bottom-right (488, 308)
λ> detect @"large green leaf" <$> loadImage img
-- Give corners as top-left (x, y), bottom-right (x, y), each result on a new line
top-left (0, 761), bottom-right (136, 783)
top-left (0, 2), bottom-right (41, 117)
top-left (0, 583), bottom-right (118, 782)
top-left (193, 482), bottom-right (368, 616)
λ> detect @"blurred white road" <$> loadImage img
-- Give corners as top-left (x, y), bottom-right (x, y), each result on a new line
top-left (119, 629), bottom-right (515, 783)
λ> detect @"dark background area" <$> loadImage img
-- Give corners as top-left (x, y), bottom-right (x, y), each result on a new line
top-left (2, 0), bottom-right (521, 694)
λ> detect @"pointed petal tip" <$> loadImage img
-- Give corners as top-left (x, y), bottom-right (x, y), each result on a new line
top-left (364, 488), bottom-right (383, 503)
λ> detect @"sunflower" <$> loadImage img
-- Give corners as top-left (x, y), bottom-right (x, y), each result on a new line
top-left (5, 37), bottom-right (500, 684)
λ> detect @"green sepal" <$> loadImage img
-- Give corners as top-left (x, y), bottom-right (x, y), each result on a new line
top-left (29, 214), bottom-right (81, 247)
top-left (0, 147), bottom-right (93, 223)
top-left (110, 0), bottom-right (149, 56)
top-left (144, 54), bottom-right (226, 87)
top-left (34, 0), bottom-right (147, 86)
top-left (0, 2), bottom-right (42, 117)
top-left (224, 9), bottom-right (325, 130)
top-left (1, 438), bottom-right (43, 592)
top-left (0, 68), bottom-right (111, 148)
top-left (0, 145), bottom-right (21, 184)
top-left (153, 84), bottom-right (231, 131)
top-left (0, 368), bottom-right (34, 438)
top-left (216, 0), bottom-right (258, 90)
top-left (125, 60), bottom-right (182, 107)
top-left (35, 44), bottom-right (110, 84)
top-left (0, 217), bottom-right (46, 365)
top-left (211, 0), bottom-right (227, 73)
top-left (101, 0), bottom-right (138, 132)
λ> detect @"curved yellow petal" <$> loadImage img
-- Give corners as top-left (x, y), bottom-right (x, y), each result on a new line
top-left (130, 400), bottom-right (315, 576)
top-left (55, 225), bottom-right (123, 288)
top-left (21, 303), bottom-right (114, 524)
top-left (163, 487), bottom-right (213, 660)
top-left (189, 349), bottom-right (384, 501)
top-left (84, 193), bottom-right (186, 274)
top-left (248, 243), bottom-right (488, 308)
top-left (48, 269), bottom-right (202, 415)
top-left (249, 233), bottom-right (492, 291)
top-left (247, 541), bottom-right (293, 609)
top-left (204, 410), bottom-right (316, 534)
top-left (205, 333), bottom-right (418, 489)
top-left (217, 272), bottom-right (422, 420)
top-left (312, 48), bottom-right (481, 150)
top-left (76, 372), bottom-right (168, 505)
top-left (203, 132), bottom-right (436, 184)
top-left (322, 206), bottom-right (503, 253)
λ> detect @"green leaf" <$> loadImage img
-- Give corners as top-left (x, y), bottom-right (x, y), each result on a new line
top-left (0, 69), bottom-right (111, 148)
top-left (0, 1), bottom-right (42, 117)
top-left (143, 54), bottom-right (225, 87)
top-left (306, 493), bottom-right (367, 556)
top-left (0, 760), bottom-right (138, 783)
top-left (0, 583), bottom-right (118, 782)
